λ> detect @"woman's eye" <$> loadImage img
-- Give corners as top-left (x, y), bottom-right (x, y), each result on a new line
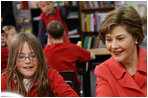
top-left (118, 38), bottom-right (124, 40)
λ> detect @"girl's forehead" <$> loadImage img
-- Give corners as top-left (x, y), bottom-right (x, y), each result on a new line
top-left (17, 42), bottom-right (34, 53)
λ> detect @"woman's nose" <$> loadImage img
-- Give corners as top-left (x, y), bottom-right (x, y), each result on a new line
top-left (111, 40), bottom-right (118, 49)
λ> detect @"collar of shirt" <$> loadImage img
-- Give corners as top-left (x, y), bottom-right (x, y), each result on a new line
top-left (109, 47), bottom-right (147, 79)
top-left (23, 78), bottom-right (31, 93)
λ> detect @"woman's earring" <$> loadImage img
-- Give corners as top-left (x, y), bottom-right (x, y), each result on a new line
top-left (135, 41), bottom-right (138, 45)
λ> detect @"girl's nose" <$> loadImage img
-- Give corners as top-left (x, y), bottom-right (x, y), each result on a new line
top-left (24, 57), bottom-right (31, 63)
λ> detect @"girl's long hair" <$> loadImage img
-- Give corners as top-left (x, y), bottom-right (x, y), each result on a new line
top-left (6, 32), bottom-right (53, 96)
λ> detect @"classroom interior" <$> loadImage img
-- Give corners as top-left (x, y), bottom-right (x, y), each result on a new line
top-left (1, 1), bottom-right (147, 97)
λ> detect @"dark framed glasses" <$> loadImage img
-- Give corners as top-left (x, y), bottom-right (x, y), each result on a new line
top-left (17, 53), bottom-right (37, 62)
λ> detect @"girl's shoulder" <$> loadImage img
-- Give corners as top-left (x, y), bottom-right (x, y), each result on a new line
top-left (1, 72), bottom-right (8, 91)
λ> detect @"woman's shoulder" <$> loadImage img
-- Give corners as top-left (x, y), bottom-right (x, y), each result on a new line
top-left (139, 47), bottom-right (147, 57)
top-left (140, 47), bottom-right (147, 52)
top-left (95, 58), bottom-right (113, 76)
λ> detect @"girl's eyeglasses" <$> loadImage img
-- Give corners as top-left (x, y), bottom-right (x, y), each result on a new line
top-left (17, 53), bottom-right (37, 62)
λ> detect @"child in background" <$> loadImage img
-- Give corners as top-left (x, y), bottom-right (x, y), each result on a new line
top-left (1, 29), bottom-right (6, 47)
top-left (3, 25), bottom-right (17, 47)
top-left (1, 25), bottom-right (17, 72)
top-left (1, 33), bottom-right (79, 97)
top-left (1, 29), bottom-right (8, 72)
top-left (38, 1), bottom-right (71, 48)
top-left (44, 21), bottom-right (96, 88)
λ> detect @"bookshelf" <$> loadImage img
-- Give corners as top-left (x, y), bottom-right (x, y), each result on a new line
top-left (12, 1), bottom-right (32, 33)
top-left (88, 48), bottom-right (110, 55)
top-left (79, 1), bottom-right (116, 50)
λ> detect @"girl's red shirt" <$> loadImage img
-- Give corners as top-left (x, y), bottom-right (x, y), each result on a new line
top-left (1, 68), bottom-right (79, 97)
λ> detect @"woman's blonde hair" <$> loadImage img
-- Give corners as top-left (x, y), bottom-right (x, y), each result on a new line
top-left (99, 6), bottom-right (144, 46)
top-left (6, 32), bottom-right (53, 96)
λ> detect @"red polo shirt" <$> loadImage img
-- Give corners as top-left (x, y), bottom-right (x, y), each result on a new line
top-left (95, 47), bottom-right (147, 97)
top-left (44, 43), bottom-right (90, 72)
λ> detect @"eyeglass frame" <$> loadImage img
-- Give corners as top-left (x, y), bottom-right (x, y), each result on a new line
top-left (16, 53), bottom-right (38, 62)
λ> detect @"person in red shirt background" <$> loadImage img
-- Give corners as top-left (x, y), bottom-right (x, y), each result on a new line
top-left (38, 1), bottom-right (70, 48)
top-left (1, 26), bottom-right (17, 73)
top-left (44, 20), bottom-right (96, 89)
top-left (3, 25), bottom-right (17, 48)
top-left (1, 33), bottom-right (79, 97)
top-left (95, 6), bottom-right (147, 97)
top-left (1, 29), bottom-right (8, 73)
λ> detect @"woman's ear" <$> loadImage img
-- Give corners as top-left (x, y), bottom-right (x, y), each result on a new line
top-left (134, 36), bottom-right (139, 45)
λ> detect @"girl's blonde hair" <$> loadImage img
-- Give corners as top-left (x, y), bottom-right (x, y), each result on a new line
top-left (6, 32), bottom-right (53, 96)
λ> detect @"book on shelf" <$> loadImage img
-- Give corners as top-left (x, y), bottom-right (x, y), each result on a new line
top-left (103, 1), bottom-right (114, 7)
top-left (91, 37), bottom-right (97, 49)
top-left (81, 12), bottom-right (107, 32)
top-left (95, 13), bottom-right (107, 32)
top-left (86, 14), bottom-right (90, 32)
top-left (83, 36), bottom-right (105, 49)
top-left (82, 1), bottom-right (114, 9)
top-left (81, 13), bottom-right (84, 32)
top-left (83, 37), bottom-right (89, 49)
top-left (87, 37), bottom-right (92, 49)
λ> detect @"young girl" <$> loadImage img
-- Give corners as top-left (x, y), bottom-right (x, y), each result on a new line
top-left (1, 32), bottom-right (79, 97)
